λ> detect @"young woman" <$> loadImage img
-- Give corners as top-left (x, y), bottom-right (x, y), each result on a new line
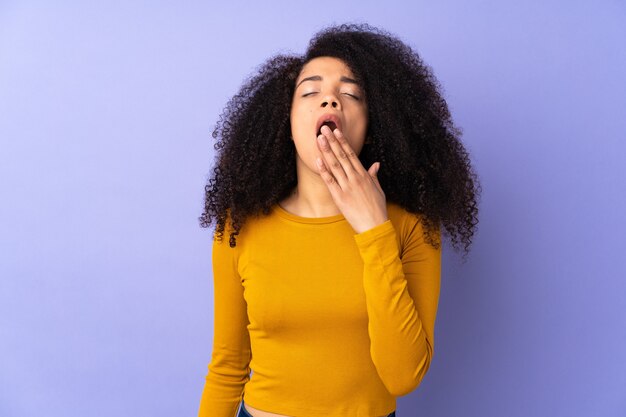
top-left (198, 23), bottom-right (480, 417)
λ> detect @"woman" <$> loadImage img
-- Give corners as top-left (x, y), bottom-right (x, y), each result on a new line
top-left (198, 23), bottom-right (480, 417)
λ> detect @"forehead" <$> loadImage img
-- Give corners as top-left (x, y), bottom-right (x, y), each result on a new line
top-left (296, 56), bottom-right (355, 82)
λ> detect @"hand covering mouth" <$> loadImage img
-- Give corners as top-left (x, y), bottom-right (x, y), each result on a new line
top-left (315, 114), bottom-right (342, 136)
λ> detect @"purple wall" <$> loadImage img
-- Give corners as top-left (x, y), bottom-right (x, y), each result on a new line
top-left (1, 1), bottom-right (624, 416)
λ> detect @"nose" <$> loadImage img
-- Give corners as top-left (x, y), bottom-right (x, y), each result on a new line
top-left (320, 92), bottom-right (340, 109)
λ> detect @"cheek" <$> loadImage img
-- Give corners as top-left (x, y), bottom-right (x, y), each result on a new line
top-left (290, 115), bottom-right (317, 156)
top-left (290, 106), bottom-right (315, 139)
top-left (350, 113), bottom-right (368, 139)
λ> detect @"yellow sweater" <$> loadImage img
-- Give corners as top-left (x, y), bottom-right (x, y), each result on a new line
top-left (198, 201), bottom-right (441, 417)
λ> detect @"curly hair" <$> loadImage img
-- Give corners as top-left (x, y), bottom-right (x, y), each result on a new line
top-left (199, 23), bottom-right (481, 259)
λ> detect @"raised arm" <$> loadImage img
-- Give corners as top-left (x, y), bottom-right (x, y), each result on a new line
top-left (353, 214), bottom-right (441, 396)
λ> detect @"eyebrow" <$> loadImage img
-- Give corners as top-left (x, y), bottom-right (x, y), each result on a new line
top-left (296, 75), bottom-right (359, 89)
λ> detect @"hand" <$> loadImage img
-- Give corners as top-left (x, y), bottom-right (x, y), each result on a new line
top-left (315, 125), bottom-right (388, 234)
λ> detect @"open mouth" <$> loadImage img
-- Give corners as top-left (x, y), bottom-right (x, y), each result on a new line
top-left (315, 114), bottom-right (343, 137)
top-left (316, 120), bottom-right (338, 136)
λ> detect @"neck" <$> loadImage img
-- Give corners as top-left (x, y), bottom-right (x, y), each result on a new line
top-left (283, 156), bottom-right (342, 218)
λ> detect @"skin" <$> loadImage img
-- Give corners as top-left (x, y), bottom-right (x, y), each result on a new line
top-left (280, 56), bottom-right (388, 234)
top-left (245, 57), bottom-right (390, 417)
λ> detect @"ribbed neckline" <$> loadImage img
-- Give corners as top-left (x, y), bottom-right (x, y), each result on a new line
top-left (273, 203), bottom-right (346, 224)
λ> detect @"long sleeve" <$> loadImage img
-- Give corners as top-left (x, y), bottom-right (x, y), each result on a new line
top-left (353, 214), bottom-right (442, 397)
top-left (198, 232), bottom-right (251, 417)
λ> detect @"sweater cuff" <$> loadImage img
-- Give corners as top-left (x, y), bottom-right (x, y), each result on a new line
top-left (353, 219), bottom-right (396, 246)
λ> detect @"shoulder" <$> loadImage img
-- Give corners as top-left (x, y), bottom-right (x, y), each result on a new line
top-left (386, 201), bottom-right (440, 249)
top-left (386, 201), bottom-right (424, 232)
top-left (211, 208), bottom-right (246, 251)
top-left (212, 207), bottom-right (276, 251)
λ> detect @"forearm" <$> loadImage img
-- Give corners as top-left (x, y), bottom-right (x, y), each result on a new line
top-left (198, 355), bottom-right (251, 417)
top-left (354, 219), bottom-right (441, 396)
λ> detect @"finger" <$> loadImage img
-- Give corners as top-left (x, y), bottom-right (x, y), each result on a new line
top-left (368, 162), bottom-right (382, 189)
top-left (320, 126), bottom-right (358, 181)
top-left (316, 157), bottom-right (343, 196)
top-left (368, 161), bottom-right (381, 176)
top-left (318, 126), bottom-right (349, 188)
top-left (332, 127), bottom-right (368, 177)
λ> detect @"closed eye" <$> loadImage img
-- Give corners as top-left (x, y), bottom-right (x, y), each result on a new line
top-left (302, 92), bottom-right (360, 100)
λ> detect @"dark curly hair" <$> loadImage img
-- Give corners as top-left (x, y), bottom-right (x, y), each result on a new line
top-left (199, 23), bottom-right (481, 260)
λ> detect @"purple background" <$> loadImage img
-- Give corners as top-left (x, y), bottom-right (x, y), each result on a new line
top-left (1, 1), bottom-right (625, 416)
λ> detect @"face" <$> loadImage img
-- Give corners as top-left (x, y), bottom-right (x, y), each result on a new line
top-left (290, 56), bottom-right (368, 175)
